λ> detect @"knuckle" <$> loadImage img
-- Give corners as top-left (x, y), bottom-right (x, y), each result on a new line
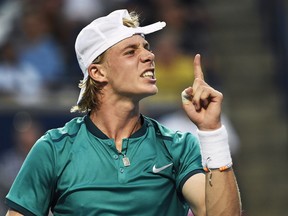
top-left (194, 78), bottom-right (204, 84)
top-left (217, 91), bottom-right (224, 100)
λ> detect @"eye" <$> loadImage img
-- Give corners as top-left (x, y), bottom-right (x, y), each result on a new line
top-left (144, 44), bottom-right (152, 52)
top-left (124, 50), bottom-right (135, 55)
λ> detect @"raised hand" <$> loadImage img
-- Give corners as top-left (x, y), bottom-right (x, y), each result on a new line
top-left (181, 54), bottom-right (223, 131)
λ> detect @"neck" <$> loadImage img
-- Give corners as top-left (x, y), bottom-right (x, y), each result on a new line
top-left (89, 101), bottom-right (141, 151)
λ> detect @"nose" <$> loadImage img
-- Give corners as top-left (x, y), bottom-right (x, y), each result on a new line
top-left (140, 49), bottom-right (155, 63)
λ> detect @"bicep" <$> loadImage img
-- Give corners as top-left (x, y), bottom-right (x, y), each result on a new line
top-left (6, 210), bottom-right (24, 216)
top-left (182, 173), bottom-right (206, 216)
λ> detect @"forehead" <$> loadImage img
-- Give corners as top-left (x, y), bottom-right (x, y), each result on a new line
top-left (109, 34), bottom-right (149, 52)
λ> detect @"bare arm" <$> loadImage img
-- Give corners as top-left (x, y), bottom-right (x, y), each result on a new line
top-left (181, 54), bottom-right (242, 215)
top-left (6, 210), bottom-right (23, 216)
top-left (183, 170), bottom-right (241, 216)
top-left (205, 169), bottom-right (241, 215)
top-left (182, 173), bottom-right (206, 216)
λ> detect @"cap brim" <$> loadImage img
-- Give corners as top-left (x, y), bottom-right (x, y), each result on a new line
top-left (136, 21), bottom-right (166, 34)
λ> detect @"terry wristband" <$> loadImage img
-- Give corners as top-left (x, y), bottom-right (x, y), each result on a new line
top-left (197, 125), bottom-right (232, 171)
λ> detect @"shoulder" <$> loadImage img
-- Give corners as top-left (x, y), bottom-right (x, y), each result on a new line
top-left (144, 116), bottom-right (175, 136)
top-left (144, 115), bottom-right (197, 144)
top-left (43, 116), bottom-right (85, 143)
top-left (24, 116), bottom-right (87, 170)
top-left (30, 116), bottom-right (86, 156)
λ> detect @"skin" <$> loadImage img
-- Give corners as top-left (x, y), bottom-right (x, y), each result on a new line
top-left (87, 35), bottom-right (157, 151)
top-left (6, 35), bottom-right (241, 216)
top-left (181, 54), bottom-right (241, 215)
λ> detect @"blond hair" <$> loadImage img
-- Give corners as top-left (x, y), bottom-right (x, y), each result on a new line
top-left (71, 12), bottom-right (140, 113)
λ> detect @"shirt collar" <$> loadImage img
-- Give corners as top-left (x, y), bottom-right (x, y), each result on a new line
top-left (84, 114), bottom-right (147, 139)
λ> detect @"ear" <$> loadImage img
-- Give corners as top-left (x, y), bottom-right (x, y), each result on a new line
top-left (88, 64), bottom-right (107, 83)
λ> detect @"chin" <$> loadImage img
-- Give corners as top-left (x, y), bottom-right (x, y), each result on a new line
top-left (138, 90), bottom-right (158, 100)
top-left (137, 85), bottom-right (158, 97)
top-left (148, 88), bottom-right (158, 96)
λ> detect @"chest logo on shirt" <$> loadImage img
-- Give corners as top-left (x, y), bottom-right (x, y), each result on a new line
top-left (152, 163), bottom-right (173, 173)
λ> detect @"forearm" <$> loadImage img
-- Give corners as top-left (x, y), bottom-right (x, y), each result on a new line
top-left (197, 125), bottom-right (242, 215)
top-left (205, 168), bottom-right (241, 216)
top-left (6, 210), bottom-right (23, 216)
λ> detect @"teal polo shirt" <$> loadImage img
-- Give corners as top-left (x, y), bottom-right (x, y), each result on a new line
top-left (6, 115), bottom-right (203, 216)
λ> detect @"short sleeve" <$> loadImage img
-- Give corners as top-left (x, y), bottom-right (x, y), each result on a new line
top-left (6, 136), bottom-right (56, 216)
top-left (147, 117), bottom-right (204, 192)
top-left (169, 132), bottom-right (204, 190)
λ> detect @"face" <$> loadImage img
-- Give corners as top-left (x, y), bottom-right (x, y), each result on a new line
top-left (101, 35), bottom-right (157, 101)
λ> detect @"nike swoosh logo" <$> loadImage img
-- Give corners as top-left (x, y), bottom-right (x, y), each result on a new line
top-left (152, 163), bottom-right (173, 173)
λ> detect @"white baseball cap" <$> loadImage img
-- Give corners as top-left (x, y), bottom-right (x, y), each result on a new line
top-left (75, 9), bottom-right (166, 104)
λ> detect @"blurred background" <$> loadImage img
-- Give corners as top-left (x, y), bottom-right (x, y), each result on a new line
top-left (0, 0), bottom-right (287, 215)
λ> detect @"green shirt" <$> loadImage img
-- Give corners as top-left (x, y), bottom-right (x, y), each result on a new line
top-left (6, 115), bottom-right (203, 216)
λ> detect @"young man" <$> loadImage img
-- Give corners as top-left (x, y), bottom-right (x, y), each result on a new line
top-left (6, 9), bottom-right (241, 216)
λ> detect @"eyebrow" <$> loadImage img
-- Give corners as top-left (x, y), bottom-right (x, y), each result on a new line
top-left (120, 41), bottom-right (150, 52)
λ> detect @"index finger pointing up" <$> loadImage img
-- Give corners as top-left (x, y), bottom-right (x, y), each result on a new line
top-left (194, 54), bottom-right (204, 80)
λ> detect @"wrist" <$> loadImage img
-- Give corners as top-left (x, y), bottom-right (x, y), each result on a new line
top-left (197, 122), bottom-right (222, 131)
top-left (197, 125), bottom-right (232, 170)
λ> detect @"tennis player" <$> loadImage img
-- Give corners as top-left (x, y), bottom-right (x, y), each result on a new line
top-left (6, 9), bottom-right (241, 216)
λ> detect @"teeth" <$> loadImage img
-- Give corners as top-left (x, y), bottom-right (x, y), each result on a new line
top-left (142, 71), bottom-right (154, 78)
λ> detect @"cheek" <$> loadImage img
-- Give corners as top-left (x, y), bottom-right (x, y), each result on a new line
top-left (105, 53), bottom-right (139, 83)
top-left (110, 61), bottom-right (136, 79)
top-left (106, 65), bottom-right (128, 86)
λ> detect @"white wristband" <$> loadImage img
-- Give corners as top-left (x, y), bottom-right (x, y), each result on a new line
top-left (197, 125), bottom-right (232, 169)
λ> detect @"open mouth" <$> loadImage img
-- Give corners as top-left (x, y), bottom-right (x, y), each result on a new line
top-left (141, 69), bottom-right (155, 79)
